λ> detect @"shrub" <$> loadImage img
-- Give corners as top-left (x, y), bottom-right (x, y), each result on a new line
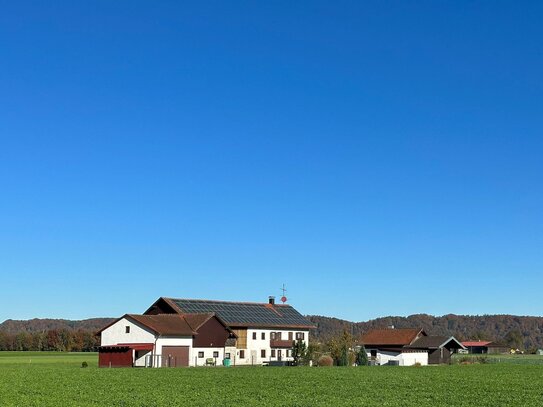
top-left (318, 355), bottom-right (333, 367)
top-left (356, 346), bottom-right (368, 366)
top-left (81, 361), bottom-right (88, 368)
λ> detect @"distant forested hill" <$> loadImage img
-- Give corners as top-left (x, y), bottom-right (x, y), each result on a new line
top-left (0, 318), bottom-right (115, 351)
top-left (308, 314), bottom-right (543, 351)
top-left (0, 318), bottom-right (115, 334)
top-left (2, 314), bottom-right (543, 351)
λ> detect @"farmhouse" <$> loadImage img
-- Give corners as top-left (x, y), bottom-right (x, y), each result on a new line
top-left (361, 328), bottom-right (465, 366)
top-left (98, 296), bottom-right (315, 367)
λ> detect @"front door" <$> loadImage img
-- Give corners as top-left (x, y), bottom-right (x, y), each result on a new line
top-left (277, 349), bottom-right (282, 361)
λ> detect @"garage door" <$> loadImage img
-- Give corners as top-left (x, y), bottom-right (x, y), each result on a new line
top-left (162, 346), bottom-right (189, 367)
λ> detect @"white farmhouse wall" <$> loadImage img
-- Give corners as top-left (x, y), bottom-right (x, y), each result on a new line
top-left (101, 318), bottom-right (156, 346)
top-left (192, 347), bottom-right (226, 366)
top-left (233, 328), bottom-right (310, 366)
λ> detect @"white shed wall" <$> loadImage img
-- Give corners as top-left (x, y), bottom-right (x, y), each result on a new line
top-left (100, 318), bottom-right (156, 346)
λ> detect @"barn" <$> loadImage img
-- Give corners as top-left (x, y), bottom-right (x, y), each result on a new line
top-left (98, 313), bottom-right (235, 367)
top-left (361, 328), bottom-right (465, 366)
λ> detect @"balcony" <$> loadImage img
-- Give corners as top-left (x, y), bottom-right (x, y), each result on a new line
top-left (270, 339), bottom-right (293, 348)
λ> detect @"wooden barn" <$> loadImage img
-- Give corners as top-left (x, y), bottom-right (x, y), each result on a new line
top-left (361, 328), bottom-right (465, 366)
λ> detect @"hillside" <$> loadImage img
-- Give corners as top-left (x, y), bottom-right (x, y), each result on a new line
top-left (0, 318), bottom-right (115, 334)
top-left (2, 314), bottom-right (543, 351)
top-left (308, 314), bottom-right (543, 350)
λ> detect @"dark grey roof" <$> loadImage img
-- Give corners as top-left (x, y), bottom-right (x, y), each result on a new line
top-left (407, 336), bottom-right (465, 350)
top-left (165, 298), bottom-right (315, 329)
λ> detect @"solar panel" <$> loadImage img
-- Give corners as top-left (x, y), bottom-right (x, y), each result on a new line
top-left (169, 299), bottom-right (313, 327)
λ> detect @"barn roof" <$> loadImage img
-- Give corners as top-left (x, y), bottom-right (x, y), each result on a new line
top-left (462, 341), bottom-right (493, 347)
top-left (407, 336), bottom-right (465, 350)
top-left (148, 297), bottom-right (316, 329)
top-left (361, 328), bottom-right (425, 346)
top-left (127, 314), bottom-right (198, 336)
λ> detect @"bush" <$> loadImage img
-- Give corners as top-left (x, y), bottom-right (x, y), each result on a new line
top-left (356, 346), bottom-right (368, 366)
top-left (81, 361), bottom-right (88, 368)
top-left (318, 355), bottom-right (334, 367)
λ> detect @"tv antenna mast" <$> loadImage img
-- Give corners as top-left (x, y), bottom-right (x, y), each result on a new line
top-left (280, 283), bottom-right (288, 303)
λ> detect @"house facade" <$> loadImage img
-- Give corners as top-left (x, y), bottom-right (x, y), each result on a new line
top-left (98, 296), bottom-right (314, 367)
top-left (361, 328), bottom-right (465, 366)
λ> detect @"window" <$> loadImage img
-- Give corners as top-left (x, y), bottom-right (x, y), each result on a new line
top-left (271, 349), bottom-right (276, 357)
top-left (261, 332), bottom-right (265, 340)
top-left (270, 332), bottom-right (276, 340)
top-left (252, 332), bottom-right (257, 340)
top-left (198, 352), bottom-right (204, 358)
top-left (286, 350), bottom-right (290, 357)
top-left (239, 350), bottom-right (245, 359)
top-left (225, 353), bottom-right (231, 359)
top-left (125, 326), bottom-right (130, 334)
top-left (288, 332), bottom-right (293, 341)
top-left (213, 351), bottom-right (219, 358)
top-left (277, 332), bottom-right (282, 340)
top-left (296, 332), bottom-right (305, 340)
top-left (261, 349), bottom-right (266, 358)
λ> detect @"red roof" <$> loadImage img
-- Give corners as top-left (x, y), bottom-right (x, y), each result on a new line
top-left (361, 328), bottom-right (425, 346)
top-left (127, 314), bottom-right (203, 336)
top-left (462, 341), bottom-right (492, 347)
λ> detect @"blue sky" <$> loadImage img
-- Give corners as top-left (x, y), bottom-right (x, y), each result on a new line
top-left (1, 1), bottom-right (542, 322)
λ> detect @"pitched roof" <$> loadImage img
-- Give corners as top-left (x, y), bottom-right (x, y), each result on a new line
top-left (408, 336), bottom-right (465, 350)
top-left (154, 297), bottom-right (315, 329)
top-left (462, 341), bottom-right (492, 347)
top-left (361, 328), bottom-right (424, 346)
top-left (127, 314), bottom-right (197, 336)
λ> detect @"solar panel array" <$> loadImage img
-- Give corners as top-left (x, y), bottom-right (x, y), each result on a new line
top-left (170, 299), bottom-right (313, 327)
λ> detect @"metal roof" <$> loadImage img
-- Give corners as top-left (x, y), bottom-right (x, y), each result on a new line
top-left (164, 298), bottom-right (315, 329)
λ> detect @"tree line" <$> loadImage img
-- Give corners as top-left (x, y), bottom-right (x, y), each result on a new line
top-left (308, 314), bottom-right (543, 351)
top-left (0, 329), bottom-right (99, 352)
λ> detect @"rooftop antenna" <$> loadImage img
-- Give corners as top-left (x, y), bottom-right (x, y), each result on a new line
top-left (280, 283), bottom-right (288, 303)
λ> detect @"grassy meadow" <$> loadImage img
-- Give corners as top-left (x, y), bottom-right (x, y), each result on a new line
top-left (1, 352), bottom-right (543, 406)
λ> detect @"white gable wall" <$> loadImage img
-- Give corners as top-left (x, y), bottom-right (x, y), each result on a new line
top-left (101, 317), bottom-right (156, 346)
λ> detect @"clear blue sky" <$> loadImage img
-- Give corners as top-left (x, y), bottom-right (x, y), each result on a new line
top-left (1, 1), bottom-right (542, 322)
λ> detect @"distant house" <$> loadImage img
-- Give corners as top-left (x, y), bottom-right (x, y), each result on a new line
top-left (537, 349), bottom-right (543, 356)
top-left (461, 341), bottom-right (509, 354)
top-left (98, 296), bottom-right (315, 367)
top-left (361, 328), bottom-right (465, 366)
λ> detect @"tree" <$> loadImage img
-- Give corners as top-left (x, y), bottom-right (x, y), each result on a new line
top-left (291, 339), bottom-right (307, 366)
top-left (356, 345), bottom-right (368, 366)
top-left (328, 329), bottom-right (355, 366)
top-left (504, 329), bottom-right (523, 350)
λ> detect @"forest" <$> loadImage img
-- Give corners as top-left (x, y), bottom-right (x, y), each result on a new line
top-left (1, 314), bottom-right (542, 352)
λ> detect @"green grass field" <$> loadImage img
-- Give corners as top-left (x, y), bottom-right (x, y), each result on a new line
top-left (1, 352), bottom-right (543, 406)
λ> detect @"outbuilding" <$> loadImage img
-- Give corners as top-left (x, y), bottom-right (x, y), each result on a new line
top-left (98, 313), bottom-right (235, 367)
